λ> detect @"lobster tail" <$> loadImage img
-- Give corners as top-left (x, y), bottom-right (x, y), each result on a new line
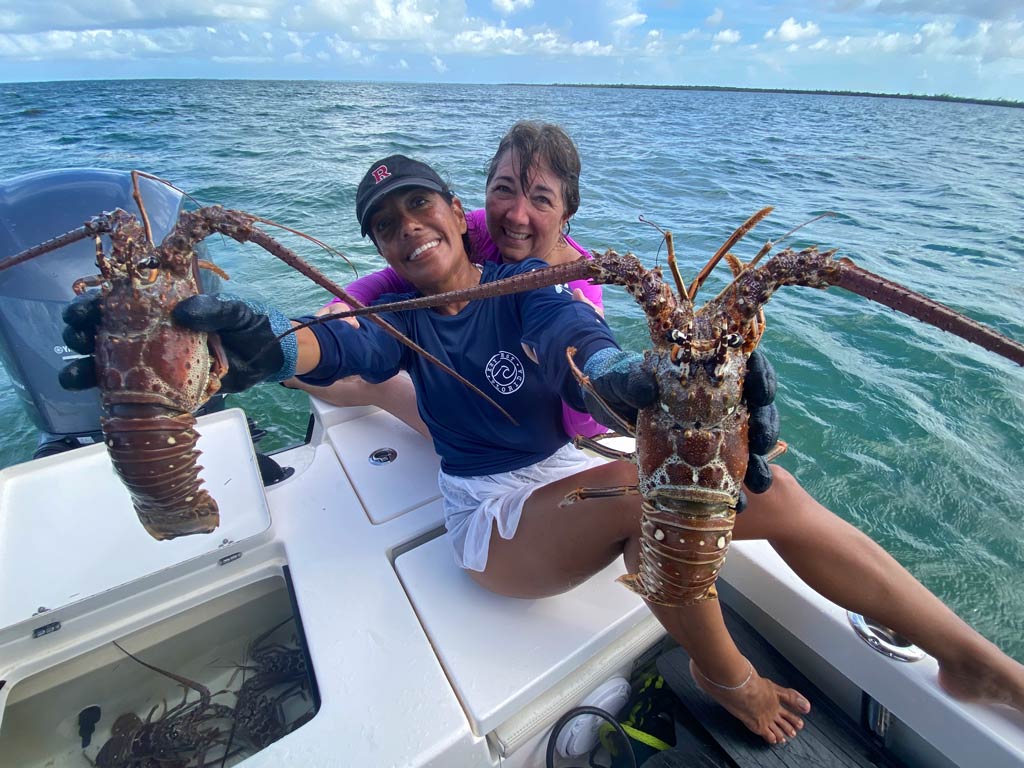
top-left (619, 500), bottom-right (735, 606)
top-left (102, 410), bottom-right (219, 540)
top-left (832, 259), bottom-right (1024, 367)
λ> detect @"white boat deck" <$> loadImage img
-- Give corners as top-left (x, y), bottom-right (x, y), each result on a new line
top-left (0, 398), bottom-right (1022, 767)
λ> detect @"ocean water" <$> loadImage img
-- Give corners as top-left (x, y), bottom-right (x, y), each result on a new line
top-left (1, 80), bottom-right (1022, 660)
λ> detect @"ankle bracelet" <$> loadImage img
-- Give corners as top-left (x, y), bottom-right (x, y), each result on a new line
top-left (694, 660), bottom-right (754, 691)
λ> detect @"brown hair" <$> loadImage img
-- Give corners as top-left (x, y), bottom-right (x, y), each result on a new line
top-left (486, 121), bottom-right (581, 218)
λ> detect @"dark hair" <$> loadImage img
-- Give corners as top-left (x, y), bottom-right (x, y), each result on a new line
top-left (485, 121), bottom-right (581, 218)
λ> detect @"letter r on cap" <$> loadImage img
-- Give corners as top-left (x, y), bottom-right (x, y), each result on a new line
top-left (372, 165), bottom-right (391, 184)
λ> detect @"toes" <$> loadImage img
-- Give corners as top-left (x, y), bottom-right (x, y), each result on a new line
top-left (780, 687), bottom-right (811, 714)
top-left (776, 715), bottom-right (798, 739)
top-left (780, 709), bottom-right (804, 733)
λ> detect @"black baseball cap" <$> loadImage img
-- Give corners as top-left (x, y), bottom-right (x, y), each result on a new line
top-left (356, 155), bottom-right (448, 237)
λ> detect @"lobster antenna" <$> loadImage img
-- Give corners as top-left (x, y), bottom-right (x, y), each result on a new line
top-left (745, 211), bottom-right (836, 274)
top-left (639, 215), bottom-right (688, 301)
top-left (687, 207), bottom-right (773, 300)
top-left (261, 316), bottom-right (517, 425)
top-left (236, 224), bottom-right (517, 425)
top-left (131, 169), bottom-right (205, 209)
top-left (253, 216), bottom-right (358, 278)
top-left (638, 215), bottom-right (668, 262)
top-left (135, 170), bottom-right (360, 281)
top-left (111, 640), bottom-right (210, 700)
top-left (130, 170), bottom-right (155, 248)
top-left (705, 211), bottom-right (838, 310)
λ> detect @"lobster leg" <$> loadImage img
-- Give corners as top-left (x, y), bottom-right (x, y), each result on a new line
top-left (572, 433), bottom-right (637, 462)
top-left (559, 485), bottom-right (641, 507)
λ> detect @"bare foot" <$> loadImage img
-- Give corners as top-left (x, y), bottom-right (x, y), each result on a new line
top-left (936, 649), bottom-right (1024, 713)
top-left (690, 659), bottom-right (810, 744)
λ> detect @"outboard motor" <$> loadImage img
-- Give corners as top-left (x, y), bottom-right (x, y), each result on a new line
top-left (0, 169), bottom-right (223, 459)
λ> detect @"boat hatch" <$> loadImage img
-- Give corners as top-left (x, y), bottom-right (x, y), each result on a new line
top-left (0, 408), bottom-right (272, 631)
top-left (0, 575), bottom-right (319, 767)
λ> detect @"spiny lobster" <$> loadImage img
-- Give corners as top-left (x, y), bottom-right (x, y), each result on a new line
top-left (322, 207), bottom-right (1024, 606)
top-left (90, 642), bottom-right (238, 768)
top-left (0, 171), bottom-right (510, 540)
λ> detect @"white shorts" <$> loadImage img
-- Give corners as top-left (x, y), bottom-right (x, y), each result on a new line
top-left (438, 443), bottom-right (609, 572)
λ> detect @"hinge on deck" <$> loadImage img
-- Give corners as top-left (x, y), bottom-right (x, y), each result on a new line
top-left (32, 620), bottom-right (61, 638)
top-left (862, 693), bottom-right (892, 740)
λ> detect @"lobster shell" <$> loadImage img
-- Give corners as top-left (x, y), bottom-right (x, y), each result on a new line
top-left (91, 210), bottom-right (225, 539)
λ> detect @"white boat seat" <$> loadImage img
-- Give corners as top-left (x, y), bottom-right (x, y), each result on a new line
top-left (325, 409), bottom-right (441, 524)
top-left (394, 534), bottom-right (663, 755)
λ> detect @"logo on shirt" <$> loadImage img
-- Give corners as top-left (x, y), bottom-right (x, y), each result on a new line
top-left (484, 351), bottom-right (525, 395)
top-left (554, 283), bottom-right (570, 294)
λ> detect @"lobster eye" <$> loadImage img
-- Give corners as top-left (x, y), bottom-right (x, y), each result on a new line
top-left (723, 333), bottom-right (743, 348)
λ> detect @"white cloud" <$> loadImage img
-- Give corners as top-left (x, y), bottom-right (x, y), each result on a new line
top-left (765, 18), bottom-right (821, 43)
top-left (431, 53), bottom-right (446, 71)
top-left (801, 18), bottom-right (1024, 63)
top-left (612, 12), bottom-right (646, 29)
top-left (491, 0), bottom-right (533, 14)
top-left (643, 28), bottom-right (666, 55)
top-left (713, 29), bottom-right (740, 45)
top-left (706, 8), bottom-right (723, 26)
top-left (325, 34), bottom-right (369, 61)
top-left (448, 23), bottom-right (611, 56)
top-left (210, 3), bottom-right (272, 22)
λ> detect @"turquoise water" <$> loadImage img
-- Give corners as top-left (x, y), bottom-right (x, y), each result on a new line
top-left (1, 80), bottom-right (1023, 659)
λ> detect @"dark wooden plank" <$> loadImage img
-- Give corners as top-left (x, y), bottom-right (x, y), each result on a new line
top-left (656, 604), bottom-right (902, 768)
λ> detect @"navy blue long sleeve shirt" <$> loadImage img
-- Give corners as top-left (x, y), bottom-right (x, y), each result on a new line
top-left (298, 259), bottom-right (618, 476)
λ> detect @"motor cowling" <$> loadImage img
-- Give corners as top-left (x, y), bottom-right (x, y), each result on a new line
top-left (0, 169), bottom-right (221, 457)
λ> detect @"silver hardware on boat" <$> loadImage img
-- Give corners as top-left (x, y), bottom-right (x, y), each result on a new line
top-left (218, 552), bottom-right (242, 566)
top-left (864, 695), bottom-right (892, 739)
top-left (848, 612), bottom-right (926, 662)
top-left (369, 447), bottom-right (398, 465)
top-left (32, 620), bottom-right (61, 638)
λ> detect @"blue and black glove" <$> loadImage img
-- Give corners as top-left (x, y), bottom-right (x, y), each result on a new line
top-left (581, 347), bottom-right (658, 428)
top-left (59, 293), bottom-right (298, 395)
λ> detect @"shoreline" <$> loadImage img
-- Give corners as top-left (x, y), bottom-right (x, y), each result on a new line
top-left (517, 82), bottom-right (1024, 110)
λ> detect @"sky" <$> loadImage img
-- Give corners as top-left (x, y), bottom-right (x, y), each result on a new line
top-left (0, 1), bottom-right (1022, 101)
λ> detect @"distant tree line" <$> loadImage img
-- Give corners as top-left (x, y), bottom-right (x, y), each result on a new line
top-left (522, 83), bottom-right (1022, 110)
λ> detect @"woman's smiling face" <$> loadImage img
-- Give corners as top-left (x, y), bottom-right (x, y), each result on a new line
top-left (368, 187), bottom-right (469, 292)
top-left (484, 150), bottom-right (569, 264)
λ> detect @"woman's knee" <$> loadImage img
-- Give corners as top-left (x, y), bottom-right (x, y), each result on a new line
top-left (737, 464), bottom-right (833, 539)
